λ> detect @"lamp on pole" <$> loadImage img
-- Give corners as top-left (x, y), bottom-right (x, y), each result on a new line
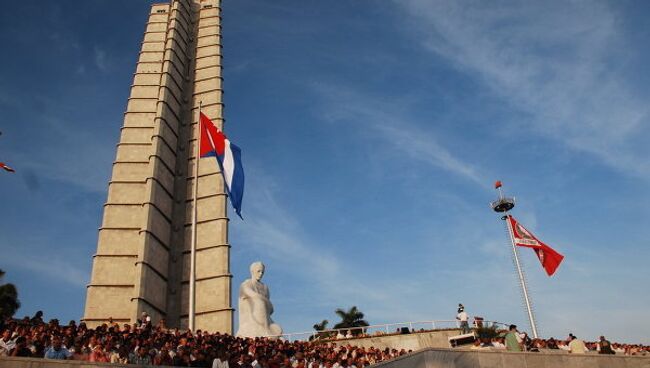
top-left (490, 181), bottom-right (539, 338)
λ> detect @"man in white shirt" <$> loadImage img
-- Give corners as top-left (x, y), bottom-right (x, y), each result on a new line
top-left (0, 330), bottom-right (16, 356)
top-left (456, 304), bottom-right (470, 334)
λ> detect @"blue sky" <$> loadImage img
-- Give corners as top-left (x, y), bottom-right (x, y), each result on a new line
top-left (0, 1), bottom-right (649, 343)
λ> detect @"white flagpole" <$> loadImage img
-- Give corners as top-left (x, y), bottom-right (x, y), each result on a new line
top-left (189, 101), bottom-right (202, 331)
top-left (505, 215), bottom-right (539, 338)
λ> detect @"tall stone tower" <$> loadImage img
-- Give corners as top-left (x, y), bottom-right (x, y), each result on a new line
top-left (83, 0), bottom-right (233, 333)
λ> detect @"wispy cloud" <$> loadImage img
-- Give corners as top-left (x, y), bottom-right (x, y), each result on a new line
top-left (3, 94), bottom-right (115, 193)
top-left (230, 165), bottom-right (451, 326)
top-left (233, 167), bottom-right (362, 298)
top-left (394, 0), bottom-right (650, 178)
top-left (313, 83), bottom-right (488, 187)
top-left (11, 113), bottom-right (114, 193)
top-left (93, 46), bottom-right (108, 72)
top-left (1, 245), bottom-right (88, 288)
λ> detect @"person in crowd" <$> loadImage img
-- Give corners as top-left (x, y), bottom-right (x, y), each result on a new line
top-left (491, 337), bottom-right (506, 350)
top-left (598, 335), bottom-right (615, 354)
top-left (92, 344), bottom-right (109, 362)
top-left (0, 329), bottom-right (15, 356)
top-left (503, 325), bottom-right (523, 352)
top-left (519, 332), bottom-right (532, 351)
top-left (30, 311), bottom-right (44, 325)
top-left (10, 336), bottom-right (32, 357)
top-left (130, 346), bottom-right (152, 365)
top-left (44, 336), bottom-right (72, 360)
top-left (212, 349), bottom-right (229, 368)
top-left (567, 333), bottom-right (588, 354)
top-left (70, 339), bottom-right (88, 361)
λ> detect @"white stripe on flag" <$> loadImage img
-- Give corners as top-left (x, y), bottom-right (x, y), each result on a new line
top-left (223, 139), bottom-right (235, 189)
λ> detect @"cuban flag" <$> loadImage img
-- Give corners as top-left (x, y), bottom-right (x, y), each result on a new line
top-left (199, 112), bottom-right (244, 219)
top-left (0, 162), bottom-right (15, 173)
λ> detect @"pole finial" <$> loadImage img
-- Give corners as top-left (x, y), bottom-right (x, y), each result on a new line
top-left (491, 180), bottom-right (515, 213)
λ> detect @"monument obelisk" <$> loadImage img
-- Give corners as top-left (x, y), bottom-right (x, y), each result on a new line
top-left (83, 0), bottom-right (233, 333)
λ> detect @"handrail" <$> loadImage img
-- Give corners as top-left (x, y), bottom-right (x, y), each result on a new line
top-left (268, 319), bottom-right (510, 342)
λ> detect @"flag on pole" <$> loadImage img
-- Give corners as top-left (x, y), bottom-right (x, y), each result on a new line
top-left (199, 113), bottom-right (245, 219)
top-left (0, 162), bottom-right (15, 173)
top-left (508, 216), bottom-right (564, 276)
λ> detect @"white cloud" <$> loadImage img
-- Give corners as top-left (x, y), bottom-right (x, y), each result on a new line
top-left (313, 83), bottom-right (488, 187)
top-left (394, 0), bottom-right (650, 178)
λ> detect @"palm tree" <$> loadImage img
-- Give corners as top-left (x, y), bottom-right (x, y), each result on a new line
top-left (0, 269), bottom-right (20, 320)
top-left (313, 319), bottom-right (329, 331)
top-left (310, 319), bottom-right (330, 341)
top-left (333, 306), bottom-right (369, 336)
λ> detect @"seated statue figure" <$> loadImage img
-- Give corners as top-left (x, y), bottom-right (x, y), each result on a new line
top-left (236, 262), bottom-right (282, 338)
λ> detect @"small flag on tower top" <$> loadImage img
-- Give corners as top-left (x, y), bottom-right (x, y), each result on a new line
top-left (199, 113), bottom-right (245, 219)
top-left (0, 162), bottom-right (15, 173)
top-left (508, 215), bottom-right (564, 276)
top-left (495, 180), bottom-right (502, 189)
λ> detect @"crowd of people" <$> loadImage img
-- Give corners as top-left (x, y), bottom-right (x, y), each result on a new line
top-left (451, 304), bottom-right (649, 356)
top-left (0, 312), bottom-right (409, 367)
top-left (465, 324), bottom-right (649, 356)
top-left (1, 312), bottom-right (649, 367)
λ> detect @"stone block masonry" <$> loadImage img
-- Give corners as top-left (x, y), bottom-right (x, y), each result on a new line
top-left (83, 0), bottom-right (232, 333)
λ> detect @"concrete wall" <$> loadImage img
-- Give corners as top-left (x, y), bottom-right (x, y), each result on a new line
top-left (338, 329), bottom-right (462, 351)
top-left (0, 356), bottom-right (133, 368)
top-left (4, 350), bottom-right (648, 368)
top-left (0, 349), bottom-right (650, 368)
top-left (371, 348), bottom-right (650, 368)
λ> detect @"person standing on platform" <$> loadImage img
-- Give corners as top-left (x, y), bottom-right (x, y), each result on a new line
top-left (456, 304), bottom-right (470, 334)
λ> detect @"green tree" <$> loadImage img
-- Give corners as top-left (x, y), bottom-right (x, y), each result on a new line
top-left (333, 306), bottom-right (369, 336)
top-left (0, 269), bottom-right (20, 320)
top-left (313, 319), bottom-right (328, 331)
top-left (310, 319), bottom-right (331, 340)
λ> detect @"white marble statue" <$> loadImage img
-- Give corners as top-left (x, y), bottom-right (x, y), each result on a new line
top-left (236, 261), bottom-right (283, 338)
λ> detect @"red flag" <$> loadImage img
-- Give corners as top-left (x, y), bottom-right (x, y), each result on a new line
top-left (508, 216), bottom-right (564, 276)
top-left (495, 180), bottom-right (502, 189)
top-left (0, 162), bottom-right (15, 173)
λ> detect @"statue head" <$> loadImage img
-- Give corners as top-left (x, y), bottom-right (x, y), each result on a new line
top-left (250, 261), bottom-right (265, 281)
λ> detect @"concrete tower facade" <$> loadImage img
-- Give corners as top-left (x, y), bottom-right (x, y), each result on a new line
top-left (83, 0), bottom-right (232, 333)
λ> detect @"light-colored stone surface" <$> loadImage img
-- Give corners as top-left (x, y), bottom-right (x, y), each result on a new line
top-left (370, 348), bottom-right (650, 368)
top-left (236, 262), bottom-right (283, 338)
top-left (3, 350), bottom-right (647, 368)
top-left (84, 0), bottom-right (232, 333)
top-left (340, 329), bottom-right (463, 351)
